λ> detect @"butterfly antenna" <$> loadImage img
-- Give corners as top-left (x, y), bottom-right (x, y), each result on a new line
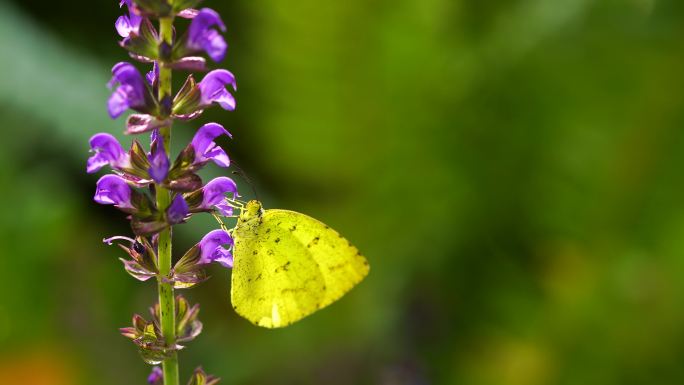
top-left (231, 161), bottom-right (259, 200)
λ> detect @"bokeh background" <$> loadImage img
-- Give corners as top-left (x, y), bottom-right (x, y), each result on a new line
top-left (1, 0), bottom-right (684, 384)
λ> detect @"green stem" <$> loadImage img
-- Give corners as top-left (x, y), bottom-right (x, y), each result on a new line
top-left (157, 16), bottom-right (179, 385)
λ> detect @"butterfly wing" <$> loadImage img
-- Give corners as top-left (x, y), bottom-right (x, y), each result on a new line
top-left (231, 211), bottom-right (326, 328)
top-left (263, 210), bottom-right (369, 313)
top-left (231, 209), bottom-right (369, 328)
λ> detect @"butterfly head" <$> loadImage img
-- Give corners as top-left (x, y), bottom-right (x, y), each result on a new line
top-left (239, 200), bottom-right (264, 224)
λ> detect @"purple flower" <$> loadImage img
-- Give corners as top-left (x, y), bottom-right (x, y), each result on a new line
top-left (146, 62), bottom-right (159, 86)
top-left (94, 175), bottom-right (133, 209)
top-left (148, 132), bottom-right (169, 183)
top-left (198, 70), bottom-right (237, 111)
top-left (186, 8), bottom-right (227, 62)
top-left (108, 62), bottom-right (149, 119)
top-left (147, 366), bottom-right (163, 384)
top-left (200, 177), bottom-right (237, 215)
top-left (191, 123), bottom-right (232, 167)
top-left (199, 229), bottom-right (234, 267)
top-left (115, 0), bottom-right (143, 39)
top-left (167, 194), bottom-right (189, 224)
top-left (87, 133), bottom-right (130, 173)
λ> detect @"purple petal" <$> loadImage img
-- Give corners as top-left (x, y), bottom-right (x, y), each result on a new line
top-left (115, 16), bottom-right (134, 38)
top-left (198, 229), bottom-right (233, 267)
top-left (167, 195), bottom-right (189, 224)
top-left (203, 145), bottom-right (230, 167)
top-left (198, 70), bottom-right (237, 111)
top-left (201, 177), bottom-right (238, 208)
top-left (147, 366), bottom-right (163, 384)
top-left (201, 29), bottom-right (227, 62)
top-left (214, 201), bottom-right (234, 217)
top-left (146, 62), bottom-right (159, 86)
top-left (191, 123), bottom-right (232, 167)
top-left (87, 133), bottom-right (129, 173)
top-left (188, 9), bottom-right (227, 62)
top-left (189, 9), bottom-right (226, 37)
top-left (108, 86), bottom-right (133, 119)
top-left (148, 134), bottom-right (169, 183)
top-left (94, 175), bottom-right (133, 208)
top-left (116, 1), bottom-right (142, 38)
top-left (108, 62), bottom-right (147, 119)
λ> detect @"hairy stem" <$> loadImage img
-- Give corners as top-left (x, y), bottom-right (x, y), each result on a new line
top-left (157, 16), bottom-right (179, 385)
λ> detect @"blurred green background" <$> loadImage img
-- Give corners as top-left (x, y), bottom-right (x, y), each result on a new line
top-left (1, 0), bottom-right (684, 383)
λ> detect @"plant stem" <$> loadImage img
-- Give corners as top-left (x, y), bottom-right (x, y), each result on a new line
top-left (158, 16), bottom-right (179, 385)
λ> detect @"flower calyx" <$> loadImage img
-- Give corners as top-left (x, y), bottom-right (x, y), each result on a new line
top-left (120, 295), bottom-right (202, 364)
top-left (187, 367), bottom-right (220, 385)
top-left (172, 70), bottom-right (236, 120)
top-left (104, 235), bottom-right (159, 281)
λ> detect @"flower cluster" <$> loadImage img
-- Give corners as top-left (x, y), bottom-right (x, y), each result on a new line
top-left (88, 1), bottom-right (237, 383)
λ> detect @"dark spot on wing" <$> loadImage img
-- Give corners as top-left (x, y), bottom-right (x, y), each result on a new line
top-left (328, 261), bottom-right (349, 272)
top-left (281, 287), bottom-right (307, 295)
top-left (267, 249), bottom-right (275, 256)
top-left (252, 250), bottom-right (258, 255)
top-left (289, 225), bottom-right (297, 231)
top-left (255, 273), bottom-right (262, 281)
top-left (265, 228), bottom-right (271, 233)
top-left (275, 238), bottom-right (280, 243)
top-left (306, 236), bottom-right (320, 249)
top-left (274, 261), bottom-right (291, 273)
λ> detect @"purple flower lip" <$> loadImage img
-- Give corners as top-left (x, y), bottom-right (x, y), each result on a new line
top-left (198, 69), bottom-right (237, 111)
top-left (146, 62), bottom-right (159, 86)
top-left (147, 366), bottom-right (163, 384)
top-left (148, 132), bottom-right (169, 183)
top-left (94, 174), bottom-right (133, 209)
top-left (167, 194), bottom-right (190, 225)
top-left (87, 133), bottom-right (130, 173)
top-left (191, 123), bottom-right (232, 168)
top-left (200, 177), bottom-right (238, 211)
top-left (187, 8), bottom-right (227, 62)
top-left (108, 62), bottom-right (149, 119)
top-left (199, 229), bottom-right (234, 267)
top-left (115, 0), bottom-right (143, 39)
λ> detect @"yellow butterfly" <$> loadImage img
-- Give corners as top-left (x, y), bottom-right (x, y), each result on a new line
top-left (229, 200), bottom-right (369, 328)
